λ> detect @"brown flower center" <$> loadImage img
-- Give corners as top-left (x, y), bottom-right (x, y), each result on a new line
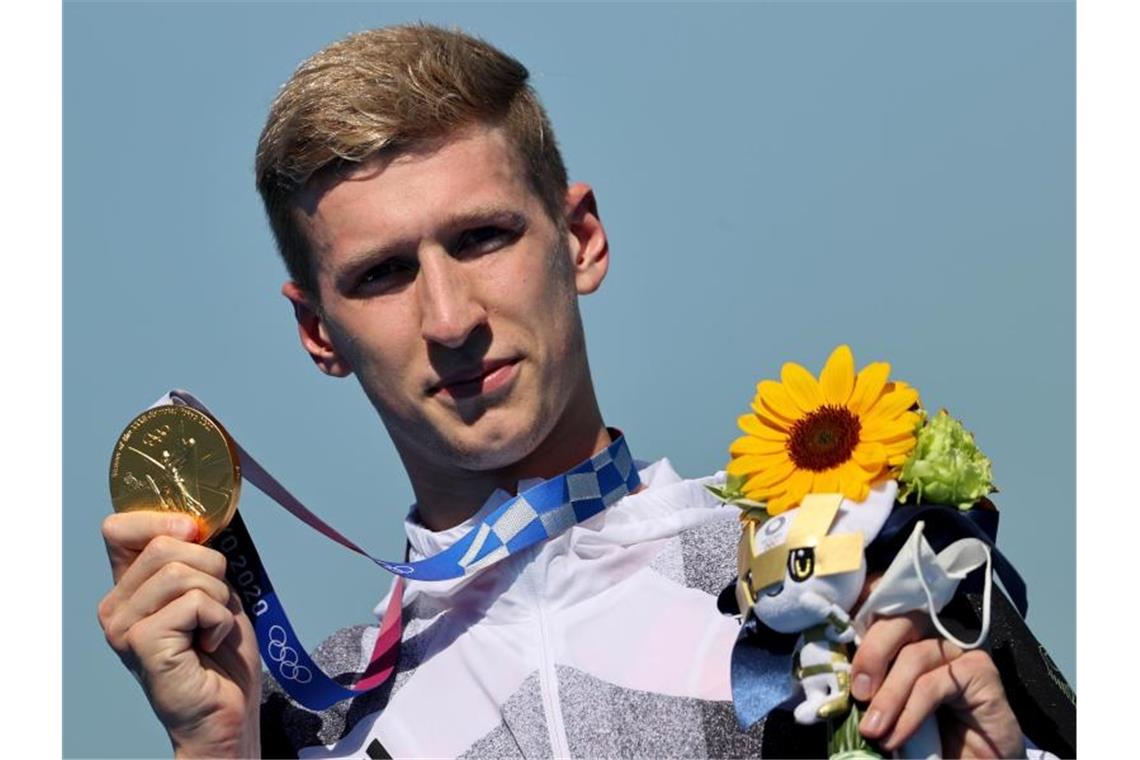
top-left (787, 405), bottom-right (862, 471)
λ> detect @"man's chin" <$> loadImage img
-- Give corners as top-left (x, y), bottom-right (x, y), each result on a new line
top-left (444, 429), bottom-right (543, 472)
top-left (430, 412), bottom-right (551, 473)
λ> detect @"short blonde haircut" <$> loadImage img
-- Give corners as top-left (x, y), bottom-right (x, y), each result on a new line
top-left (255, 24), bottom-right (569, 295)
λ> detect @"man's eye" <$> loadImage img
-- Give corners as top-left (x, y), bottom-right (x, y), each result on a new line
top-left (456, 226), bottom-right (515, 255)
top-left (359, 260), bottom-right (416, 290)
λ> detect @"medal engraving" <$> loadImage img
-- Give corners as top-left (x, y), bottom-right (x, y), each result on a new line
top-left (109, 405), bottom-right (241, 542)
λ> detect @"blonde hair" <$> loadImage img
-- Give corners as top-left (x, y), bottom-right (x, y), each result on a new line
top-left (255, 24), bottom-right (569, 295)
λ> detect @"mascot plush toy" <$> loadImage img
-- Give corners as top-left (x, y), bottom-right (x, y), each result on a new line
top-left (735, 478), bottom-right (997, 757)
top-left (737, 482), bottom-right (896, 726)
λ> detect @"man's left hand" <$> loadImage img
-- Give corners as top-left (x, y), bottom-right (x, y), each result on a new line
top-left (852, 611), bottom-right (1025, 758)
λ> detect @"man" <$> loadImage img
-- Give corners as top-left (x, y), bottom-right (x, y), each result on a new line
top-left (99, 24), bottom-right (1031, 758)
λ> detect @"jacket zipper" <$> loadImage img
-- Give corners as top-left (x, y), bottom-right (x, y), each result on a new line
top-left (527, 563), bottom-right (572, 757)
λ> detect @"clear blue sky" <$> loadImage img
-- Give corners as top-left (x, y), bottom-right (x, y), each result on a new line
top-left (64, 2), bottom-right (1074, 756)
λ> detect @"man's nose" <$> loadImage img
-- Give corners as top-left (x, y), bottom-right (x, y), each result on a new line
top-left (417, 251), bottom-right (487, 349)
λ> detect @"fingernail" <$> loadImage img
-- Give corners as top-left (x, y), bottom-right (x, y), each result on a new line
top-left (852, 672), bottom-right (872, 700)
top-left (860, 709), bottom-right (882, 735)
top-left (168, 517), bottom-right (197, 540)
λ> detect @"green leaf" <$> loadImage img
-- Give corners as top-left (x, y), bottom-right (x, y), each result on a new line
top-left (705, 482), bottom-right (770, 522)
top-left (704, 484), bottom-right (730, 501)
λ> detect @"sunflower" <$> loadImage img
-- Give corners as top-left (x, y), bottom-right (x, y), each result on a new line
top-left (727, 345), bottom-right (921, 515)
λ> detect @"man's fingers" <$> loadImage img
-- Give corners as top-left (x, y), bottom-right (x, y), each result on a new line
top-left (103, 563), bottom-right (233, 650)
top-left (858, 638), bottom-right (961, 740)
top-left (850, 611), bottom-right (929, 701)
top-left (124, 588), bottom-right (236, 666)
top-left (879, 652), bottom-right (992, 753)
top-left (198, 606), bottom-right (237, 654)
top-left (113, 536), bottom-right (228, 600)
top-left (102, 511), bottom-right (199, 582)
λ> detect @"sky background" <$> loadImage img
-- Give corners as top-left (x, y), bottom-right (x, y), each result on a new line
top-left (64, 2), bottom-right (1074, 757)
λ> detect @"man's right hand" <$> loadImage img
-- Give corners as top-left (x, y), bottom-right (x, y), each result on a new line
top-left (98, 512), bottom-right (262, 758)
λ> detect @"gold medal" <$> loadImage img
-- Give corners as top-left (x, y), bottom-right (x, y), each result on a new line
top-left (109, 405), bottom-right (241, 543)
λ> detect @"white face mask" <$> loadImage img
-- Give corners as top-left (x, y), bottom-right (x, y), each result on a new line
top-left (853, 520), bottom-right (993, 651)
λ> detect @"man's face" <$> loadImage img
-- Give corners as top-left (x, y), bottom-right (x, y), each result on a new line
top-left (287, 126), bottom-right (604, 475)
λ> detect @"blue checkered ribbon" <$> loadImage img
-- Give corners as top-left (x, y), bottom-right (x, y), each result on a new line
top-left (150, 390), bottom-right (640, 709)
top-left (376, 433), bottom-right (639, 580)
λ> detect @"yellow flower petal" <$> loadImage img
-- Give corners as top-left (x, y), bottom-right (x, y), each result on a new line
top-left (847, 362), bottom-right (891, 416)
top-left (744, 484), bottom-right (783, 501)
top-left (862, 416), bottom-right (921, 442)
top-left (744, 477), bottom-right (789, 501)
top-left (872, 435), bottom-right (918, 451)
top-left (725, 459), bottom-right (751, 477)
top-left (752, 409), bottom-right (792, 435)
top-left (812, 467), bottom-right (841, 493)
top-left (882, 434), bottom-right (917, 466)
top-left (766, 492), bottom-right (796, 515)
top-left (727, 452), bottom-right (787, 477)
top-left (781, 362), bottom-right (825, 414)
top-left (785, 469), bottom-right (813, 506)
top-left (863, 384), bottom-right (920, 426)
top-left (761, 475), bottom-right (804, 513)
top-left (738, 414), bottom-right (788, 441)
top-left (851, 441), bottom-right (887, 470)
top-left (862, 409), bottom-right (922, 439)
top-left (851, 483), bottom-right (872, 503)
top-left (729, 435), bottom-right (787, 456)
top-left (755, 380), bottom-right (804, 424)
top-left (743, 457), bottom-right (797, 491)
top-left (838, 462), bottom-right (872, 502)
top-left (819, 345), bottom-right (855, 406)
top-left (882, 437), bottom-right (916, 458)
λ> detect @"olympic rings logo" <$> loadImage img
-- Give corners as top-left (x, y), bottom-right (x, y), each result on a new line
top-left (763, 515), bottom-right (787, 537)
top-left (382, 563), bottom-right (416, 576)
top-left (266, 625), bottom-right (313, 684)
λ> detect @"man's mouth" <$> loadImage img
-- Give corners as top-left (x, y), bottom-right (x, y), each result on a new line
top-left (429, 358), bottom-right (521, 400)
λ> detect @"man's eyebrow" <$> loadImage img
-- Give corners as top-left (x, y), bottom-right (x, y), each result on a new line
top-left (440, 206), bottom-right (529, 234)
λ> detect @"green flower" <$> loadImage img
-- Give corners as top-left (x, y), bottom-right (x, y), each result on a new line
top-left (898, 410), bottom-right (994, 509)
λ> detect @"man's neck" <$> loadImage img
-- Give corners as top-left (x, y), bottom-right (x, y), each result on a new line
top-left (405, 405), bottom-right (611, 532)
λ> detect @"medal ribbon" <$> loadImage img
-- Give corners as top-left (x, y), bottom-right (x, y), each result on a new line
top-left (152, 389), bottom-right (641, 710)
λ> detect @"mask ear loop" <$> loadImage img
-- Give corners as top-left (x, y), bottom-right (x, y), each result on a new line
top-left (912, 520), bottom-right (993, 650)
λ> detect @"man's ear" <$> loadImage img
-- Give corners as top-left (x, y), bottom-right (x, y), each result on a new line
top-left (281, 281), bottom-right (353, 377)
top-left (564, 182), bottom-right (609, 295)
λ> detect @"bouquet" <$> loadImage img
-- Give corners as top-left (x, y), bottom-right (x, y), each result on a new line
top-left (707, 345), bottom-right (1001, 759)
